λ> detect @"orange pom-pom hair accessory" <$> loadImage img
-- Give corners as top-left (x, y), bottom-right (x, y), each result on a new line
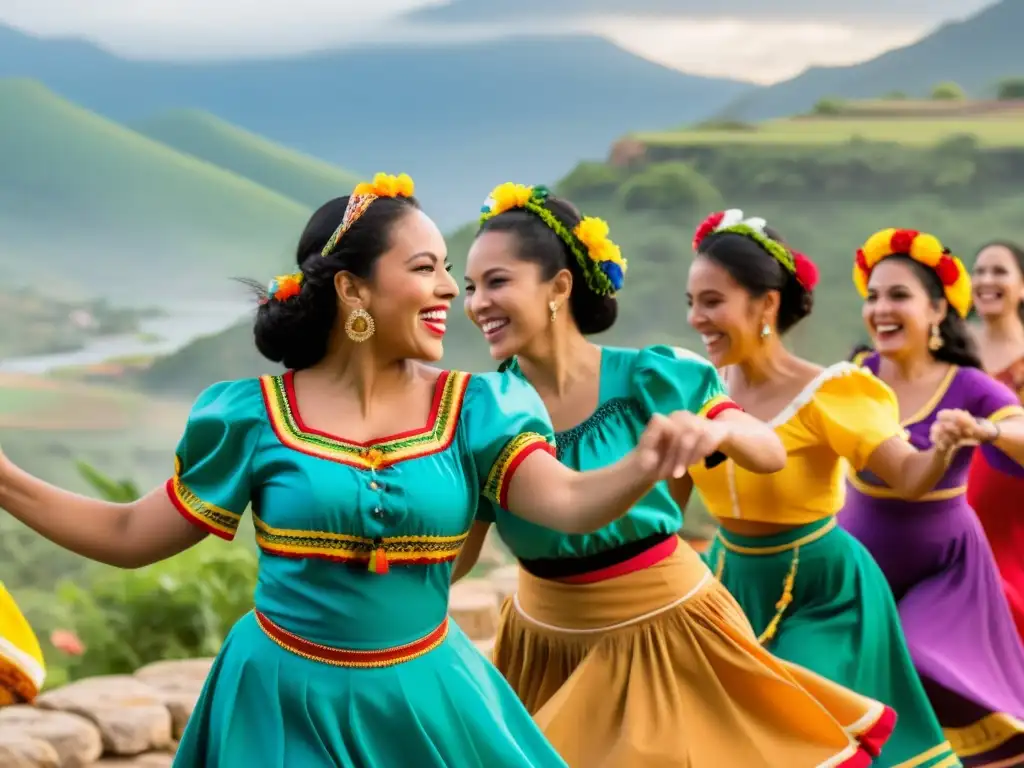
top-left (263, 272), bottom-right (303, 303)
top-left (321, 173), bottom-right (415, 258)
top-left (853, 228), bottom-right (971, 318)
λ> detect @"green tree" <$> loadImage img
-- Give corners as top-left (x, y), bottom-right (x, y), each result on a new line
top-left (997, 77), bottom-right (1024, 100)
top-left (811, 97), bottom-right (844, 115)
top-left (931, 81), bottom-right (965, 100)
top-left (882, 90), bottom-right (908, 100)
top-left (557, 161), bottom-right (623, 201)
top-left (617, 162), bottom-right (722, 215)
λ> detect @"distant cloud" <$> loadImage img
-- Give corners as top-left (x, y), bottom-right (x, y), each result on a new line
top-left (0, 0), bottom-right (991, 82)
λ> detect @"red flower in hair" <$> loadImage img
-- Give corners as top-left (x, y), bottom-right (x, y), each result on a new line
top-left (889, 229), bottom-right (919, 254)
top-left (792, 252), bottom-right (819, 291)
top-left (935, 255), bottom-right (960, 286)
top-left (855, 249), bottom-right (868, 271)
top-left (692, 211), bottom-right (725, 251)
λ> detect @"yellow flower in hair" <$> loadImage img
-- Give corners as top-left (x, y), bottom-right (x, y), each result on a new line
top-left (354, 172), bottom-right (415, 198)
top-left (860, 228), bottom-right (896, 269)
top-left (484, 183), bottom-right (534, 217)
top-left (574, 216), bottom-right (625, 266)
top-left (908, 233), bottom-right (944, 268)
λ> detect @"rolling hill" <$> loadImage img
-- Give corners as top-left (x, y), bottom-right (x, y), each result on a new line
top-left (0, 79), bottom-right (308, 303)
top-left (717, 0), bottom-right (1024, 120)
top-left (0, 28), bottom-right (755, 227)
top-left (132, 110), bottom-right (362, 209)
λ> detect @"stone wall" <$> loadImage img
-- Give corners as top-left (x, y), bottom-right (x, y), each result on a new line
top-left (0, 568), bottom-right (517, 768)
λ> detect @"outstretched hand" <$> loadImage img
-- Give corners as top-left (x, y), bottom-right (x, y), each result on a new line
top-left (929, 408), bottom-right (997, 455)
top-left (635, 411), bottom-right (730, 481)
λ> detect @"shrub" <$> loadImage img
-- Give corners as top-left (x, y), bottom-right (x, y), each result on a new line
top-left (617, 162), bottom-right (722, 215)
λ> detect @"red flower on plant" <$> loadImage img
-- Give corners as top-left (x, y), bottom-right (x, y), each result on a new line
top-left (50, 629), bottom-right (85, 656)
top-left (692, 211), bottom-right (725, 251)
top-left (889, 229), bottom-right (919, 255)
top-left (792, 252), bottom-right (819, 291)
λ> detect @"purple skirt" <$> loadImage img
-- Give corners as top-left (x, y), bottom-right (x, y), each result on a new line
top-left (840, 492), bottom-right (1024, 767)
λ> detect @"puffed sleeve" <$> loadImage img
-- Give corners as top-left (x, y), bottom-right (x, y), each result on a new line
top-left (164, 379), bottom-right (262, 540)
top-left (463, 372), bottom-right (556, 515)
top-left (808, 364), bottom-right (904, 470)
top-left (631, 345), bottom-right (741, 420)
top-left (959, 366), bottom-right (1024, 423)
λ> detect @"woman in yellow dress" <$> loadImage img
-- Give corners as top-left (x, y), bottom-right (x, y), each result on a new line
top-left (0, 582), bottom-right (45, 706)
top-left (685, 210), bottom-right (960, 768)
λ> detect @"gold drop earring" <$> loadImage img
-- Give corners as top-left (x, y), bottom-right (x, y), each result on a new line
top-left (549, 301), bottom-right (558, 323)
top-left (928, 324), bottom-right (943, 351)
top-left (760, 321), bottom-right (772, 341)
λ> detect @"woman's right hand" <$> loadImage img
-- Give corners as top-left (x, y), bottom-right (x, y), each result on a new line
top-left (635, 411), bottom-right (729, 482)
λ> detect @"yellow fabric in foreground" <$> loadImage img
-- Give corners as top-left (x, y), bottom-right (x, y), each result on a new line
top-left (494, 544), bottom-right (889, 767)
top-left (0, 582), bottom-right (45, 705)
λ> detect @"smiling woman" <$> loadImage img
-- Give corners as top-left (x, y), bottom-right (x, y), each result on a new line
top-left (686, 211), bottom-right (958, 768)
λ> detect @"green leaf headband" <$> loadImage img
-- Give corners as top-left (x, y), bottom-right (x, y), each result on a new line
top-left (479, 183), bottom-right (627, 296)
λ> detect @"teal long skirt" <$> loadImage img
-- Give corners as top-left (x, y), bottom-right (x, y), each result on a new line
top-left (173, 611), bottom-right (566, 767)
top-left (707, 517), bottom-right (959, 768)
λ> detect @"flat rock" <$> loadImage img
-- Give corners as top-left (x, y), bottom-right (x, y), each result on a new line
top-left (449, 580), bottom-right (498, 640)
top-left (94, 753), bottom-right (175, 767)
top-left (0, 730), bottom-right (60, 768)
top-left (36, 676), bottom-right (172, 756)
top-left (0, 706), bottom-right (102, 766)
top-left (134, 660), bottom-right (213, 738)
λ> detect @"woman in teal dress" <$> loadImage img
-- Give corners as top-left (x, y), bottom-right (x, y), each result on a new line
top-left (455, 183), bottom-right (901, 767)
top-left (0, 174), bottom-right (706, 767)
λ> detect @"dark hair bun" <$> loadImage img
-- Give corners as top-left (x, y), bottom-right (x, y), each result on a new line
top-left (253, 194), bottom-right (419, 369)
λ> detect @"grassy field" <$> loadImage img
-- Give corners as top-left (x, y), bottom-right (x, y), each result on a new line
top-left (633, 101), bottom-right (1024, 148)
top-left (132, 109), bottom-right (363, 209)
top-left (0, 79), bottom-right (311, 301)
top-left (635, 116), bottom-right (1024, 147)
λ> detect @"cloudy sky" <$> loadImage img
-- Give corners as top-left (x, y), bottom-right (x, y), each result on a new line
top-left (0, 0), bottom-right (996, 83)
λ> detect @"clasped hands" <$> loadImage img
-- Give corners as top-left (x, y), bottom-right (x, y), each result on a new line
top-left (634, 411), bottom-right (731, 481)
top-left (929, 408), bottom-right (999, 457)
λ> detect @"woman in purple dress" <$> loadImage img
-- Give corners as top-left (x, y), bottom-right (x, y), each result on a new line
top-left (841, 227), bottom-right (1024, 767)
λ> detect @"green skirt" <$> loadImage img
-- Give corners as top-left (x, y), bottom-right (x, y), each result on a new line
top-left (708, 517), bottom-right (959, 768)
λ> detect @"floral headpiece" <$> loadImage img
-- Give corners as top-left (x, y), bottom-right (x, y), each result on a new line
top-left (264, 173), bottom-right (415, 302)
top-left (854, 228), bottom-right (971, 318)
top-left (693, 209), bottom-right (819, 291)
top-left (479, 182), bottom-right (626, 296)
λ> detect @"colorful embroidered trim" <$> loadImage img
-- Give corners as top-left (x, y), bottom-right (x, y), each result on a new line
top-left (260, 370), bottom-right (470, 469)
top-left (854, 228), bottom-right (971, 318)
top-left (165, 467), bottom-right (242, 541)
top-left (479, 183), bottom-right (626, 295)
top-left (253, 515), bottom-right (468, 567)
top-left (483, 432), bottom-right (556, 509)
top-left (698, 394), bottom-right (742, 421)
top-left (693, 209), bottom-right (819, 291)
top-left (255, 610), bottom-right (448, 668)
top-left (845, 703), bottom-right (898, 760)
top-left (944, 711), bottom-right (1024, 760)
top-left (321, 173), bottom-right (414, 258)
top-left (0, 650), bottom-right (41, 703)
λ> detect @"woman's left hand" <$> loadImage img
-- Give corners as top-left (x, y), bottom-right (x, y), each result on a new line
top-left (662, 410), bottom-right (731, 472)
top-left (929, 408), bottom-right (998, 454)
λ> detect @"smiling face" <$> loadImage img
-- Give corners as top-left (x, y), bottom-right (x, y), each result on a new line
top-left (686, 255), bottom-right (772, 366)
top-left (463, 229), bottom-right (567, 360)
top-left (862, 257), bottom-right (944, 360)
top-left (349, 207), bottom-right (457, 361)
top-left (972, 244), bottom-right (1024, 320)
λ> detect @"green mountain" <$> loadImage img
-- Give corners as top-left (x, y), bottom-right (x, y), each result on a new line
top-left (0, 79), bottom-right (308, 302)
top-left (718, 0), bottom-right (1024, 120)
top-left (132, 110), bottom-right (362, 209)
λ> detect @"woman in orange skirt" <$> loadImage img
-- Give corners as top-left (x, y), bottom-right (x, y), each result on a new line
top-left (455, 183), bottom-right (898, 767)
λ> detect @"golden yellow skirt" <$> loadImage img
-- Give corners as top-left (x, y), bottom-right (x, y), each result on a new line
top-left (493, 543), bottom-right (896, 767)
